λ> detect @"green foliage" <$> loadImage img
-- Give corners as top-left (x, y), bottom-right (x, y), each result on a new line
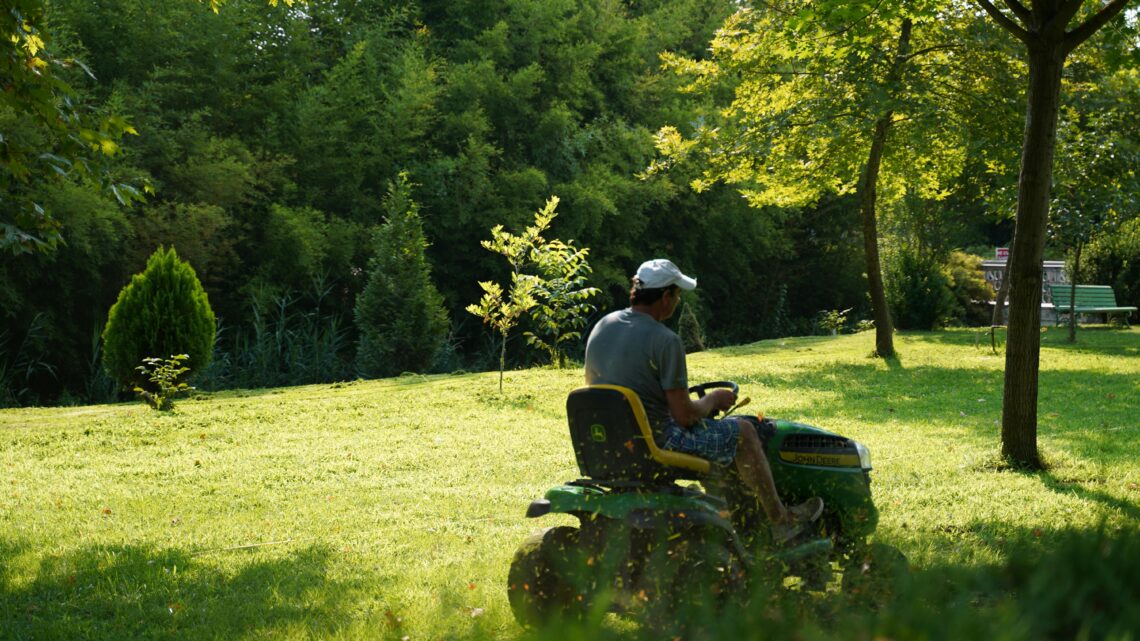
top-left (678, 304), bottom-right (706, 353)
top-left (886, 249), bottom-right (990, 331)
top-left (102, 246), bottom-right (216, 391)
top-left (354, 175), bottom-right (449, 378)
top-left (649, 3), bottom-right (970, 210)
top-left (1, 0), bottom-right (142, 254)
top-left (200, 282), bottom-right (352, 391)
top-left (469, 196), bottom-right (599, 379)
top-left (944, 251), bottom-right (994, 327)
top-left (816, 308), bottom-right (852, 336)
top-left (1083, 217), bottom-right (1140, 314)
top-left (0, 313), bottom-right (56, 408)
top-left (523, 238), bottom-right (599, 368)
top-left (885, 245), bottom-right (957, 331)
top-left (133, 354), bottom-right (192, 411)
top-left (467, 200), bottom-right (552, 389)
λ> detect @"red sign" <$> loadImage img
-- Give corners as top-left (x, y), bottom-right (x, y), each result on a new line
top-left (996, 247), bottom-right (1010, 259)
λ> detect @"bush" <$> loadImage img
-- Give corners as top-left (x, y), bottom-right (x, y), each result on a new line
top-left (885, 245), bottom-right (957, 330)
top-left (678, 304), bottom-right (706, 353)
top-left (1084, 217), bottom-right (1140, 315)
top-left (944, 251), bottom-right (994, 326)
top-left (102, 246), bottom-right (216, 391)
top-left (355, 175), bottom-right (449, 378)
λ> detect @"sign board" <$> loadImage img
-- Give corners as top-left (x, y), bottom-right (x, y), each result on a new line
top-left (996, 247), bottom-right (1010, 259)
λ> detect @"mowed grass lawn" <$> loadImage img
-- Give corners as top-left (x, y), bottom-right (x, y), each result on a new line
top-left (2, 328), bottom-right (1138, 640)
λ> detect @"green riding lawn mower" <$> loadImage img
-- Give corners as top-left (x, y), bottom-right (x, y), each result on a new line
top-left (507, 381), bottom-right (907, 628)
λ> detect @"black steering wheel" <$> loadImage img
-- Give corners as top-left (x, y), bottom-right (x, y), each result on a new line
top-left (687, 380), bottom-right (739, 398)
top-left (687, 381), bottom-right (741, 418)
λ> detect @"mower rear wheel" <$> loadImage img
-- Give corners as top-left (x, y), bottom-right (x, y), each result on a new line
top-left (507, 526), bottom-right (591, 626)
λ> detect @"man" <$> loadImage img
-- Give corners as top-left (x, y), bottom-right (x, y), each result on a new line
top-left (584, 258), bottom-right (823, 543)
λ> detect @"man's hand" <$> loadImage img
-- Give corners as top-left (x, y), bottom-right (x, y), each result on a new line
top-left (666, 387), bottom-right (737, 426)
top-left (704, 388), bottom-right (737, 413)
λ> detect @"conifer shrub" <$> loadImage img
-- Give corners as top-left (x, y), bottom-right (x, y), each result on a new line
top-left (102, 246), bottom-right (216, 391)
top-left (355, 175), bottom-right (449, 378)
top-left (678, 304), bottom-right (706, 353)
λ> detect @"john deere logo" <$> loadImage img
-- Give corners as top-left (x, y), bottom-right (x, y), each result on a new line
top-left (590, 424), bottom-right (607, 442)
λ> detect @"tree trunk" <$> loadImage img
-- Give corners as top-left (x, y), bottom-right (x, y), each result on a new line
top-left (991, 240), bottom-right (1014, 328)
top-left (499, 332), bottom-right (506, 393)
top-left (1067, 242), bottom-right (1082, 343)
top-left (1001, 41), bottom-right (1066, 469)
top-left (857, 18), bottom-right (911, 359)
top-left (990, 232), bottom-right (1015, 352)
top-left (859, 116), bottom-right (896, 359)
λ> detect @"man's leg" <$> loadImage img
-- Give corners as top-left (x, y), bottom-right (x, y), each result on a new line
top-left (732, 419), bottom-right (789, 523)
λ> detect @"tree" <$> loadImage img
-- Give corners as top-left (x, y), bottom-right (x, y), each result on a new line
top-left (524, 239), bottom-right (600, 368)
top-left (468, 196), bottom-right (597, 389)
top-left (1049, 63), bottom-right (1140, 341)
top-left (975, 0), bottom-right (1133, 468)
top-left (354, 174), bottom-right (450, 378)
top-left (650, 2), bottom-right (985, 358)
top-left (102, 246), bottom-right (216, 392)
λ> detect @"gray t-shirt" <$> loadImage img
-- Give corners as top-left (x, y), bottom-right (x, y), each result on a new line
top-left (584, 308), bottom-right (688, 432)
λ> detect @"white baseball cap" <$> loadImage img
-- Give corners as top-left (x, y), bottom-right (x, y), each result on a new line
top-left (634, 258), bottom-right (697, 290)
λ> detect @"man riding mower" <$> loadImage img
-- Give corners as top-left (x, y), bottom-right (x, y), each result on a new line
top-left (506, 380), bottom-right (902, 627)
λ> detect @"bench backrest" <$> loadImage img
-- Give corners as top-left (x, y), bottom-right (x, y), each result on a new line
top-left (1048, 284), bottom-right (1120, 308)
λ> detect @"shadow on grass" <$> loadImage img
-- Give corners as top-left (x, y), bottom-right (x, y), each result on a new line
top-left (732, 351), bottom-right (1136, 464)
top-left (0, 540), bottom-right (353, 640)
top-left (507, 523), bottom-right (1139, 641)
top-left (1040, 474), bottom-right (1140, 522)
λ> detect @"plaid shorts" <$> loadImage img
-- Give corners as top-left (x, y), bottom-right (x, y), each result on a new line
top-left (660, 417), bottom-right (741, 466)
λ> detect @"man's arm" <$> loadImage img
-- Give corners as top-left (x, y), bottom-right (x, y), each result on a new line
top-left (665, 387), bottom-right (737, 427)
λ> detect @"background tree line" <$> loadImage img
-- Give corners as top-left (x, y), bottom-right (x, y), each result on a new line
top-left (1, 0), bottom-right (1137, 407)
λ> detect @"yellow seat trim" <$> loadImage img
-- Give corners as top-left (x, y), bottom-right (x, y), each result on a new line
top-left (580, 384), bottom-right (711, 475)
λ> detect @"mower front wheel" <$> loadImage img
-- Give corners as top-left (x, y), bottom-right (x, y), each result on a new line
top-left (507, 526), bottom-right (591, 627)
top-left (841, 542), bottom-right (909, 607)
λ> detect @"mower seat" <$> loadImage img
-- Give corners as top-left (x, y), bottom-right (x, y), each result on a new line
top-left (566, 385), bottom-right (711, 484)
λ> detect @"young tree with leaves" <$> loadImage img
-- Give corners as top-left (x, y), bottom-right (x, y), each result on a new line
top-left (650, 1), bottom-right (988, 358)
top-left (468, 196), bottom-right (598, 389)
top-left (975, 0), bottom-right (1133, 468)
top-left (354, 174), bottom-right (449, 378)
top-left (525, 239), bottom-right (600, 368)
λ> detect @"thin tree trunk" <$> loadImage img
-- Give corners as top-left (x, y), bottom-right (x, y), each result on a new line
top-left (1002, 42), bottom-right (1066, 469)
top-left (857, 18), bottom-right (911, 359)
top-left (860, 117), bottom-right (896, 359)
top-left (1067, 242), bottom-right (1082, 343)
top-left (992, 244), bottom-right (1014, 326)
top-left (991, 233), bottom-right (1015, 352)
top-left (499, 333), bottom-right (506, 393)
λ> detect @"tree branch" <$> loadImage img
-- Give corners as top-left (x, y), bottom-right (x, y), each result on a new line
top-left (975, 0), bottom-right (1031, 42)
top-left (1064, 0), bottom-right (1133, 53)
top-left (1001, 0), bottom-right (1034, 24)
top-left (903, 44), bottom-right (963, 62)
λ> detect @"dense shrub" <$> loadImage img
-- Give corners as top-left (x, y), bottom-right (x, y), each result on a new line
top-left (944, 251), bottom-right (994, 326)
top-left (355, 176), bottom-right (449, 378)
top-left (1083, 218), bottom-right (1140, 317)
top-left (885, 245), bottom-right (957, 330)
top-left (102, 246), bottom-right (216, 391)
top-left (678, 304), bottom-right (706, 353)
top-left (197, 284), bottom-right (353, 391)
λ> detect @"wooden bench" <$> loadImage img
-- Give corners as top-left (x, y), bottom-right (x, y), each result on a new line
top-left (1048, 284), bottom-right (1137, 327)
